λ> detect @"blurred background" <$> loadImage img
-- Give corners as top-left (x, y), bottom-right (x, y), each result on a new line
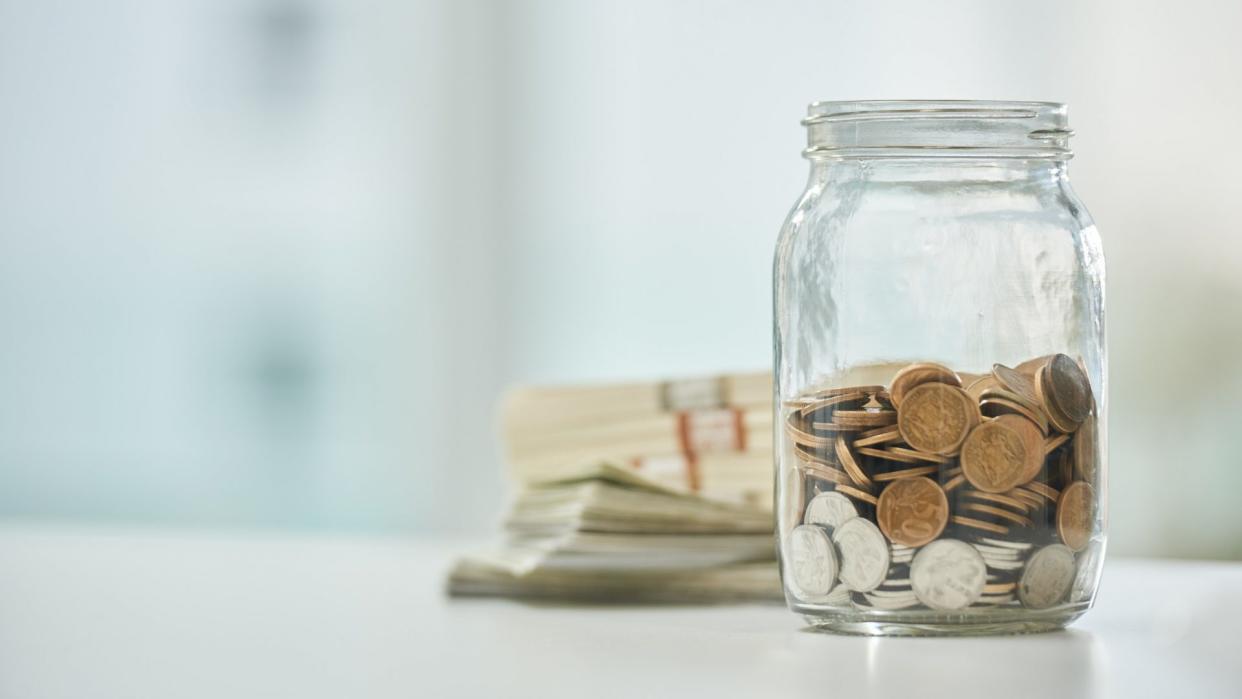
top-left (1, 0), bottom-right (1239, 558)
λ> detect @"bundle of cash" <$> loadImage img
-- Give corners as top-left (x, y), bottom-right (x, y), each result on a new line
top-left (447, 464), bottom-right (783, 603)
top-left (502, 372), bottom-right (773, 507)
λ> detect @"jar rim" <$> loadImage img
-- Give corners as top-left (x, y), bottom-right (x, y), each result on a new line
top-left (802, 100), bottom-right (1072, 161)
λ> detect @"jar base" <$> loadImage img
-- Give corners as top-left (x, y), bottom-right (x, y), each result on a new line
top-left (797, 601), bottom-right (1090, 637)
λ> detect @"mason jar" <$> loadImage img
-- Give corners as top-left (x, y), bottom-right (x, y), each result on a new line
top-left (773, 100), bottom-right (1106, 635)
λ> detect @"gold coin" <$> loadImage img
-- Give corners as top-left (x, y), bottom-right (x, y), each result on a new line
top-left (1044, 432), bottom-right (1070, 455)
top-left (1034, 365), bottom-right (1079, 433)
top-left (992, 363), bottom-right (1044, 414)
top-left (872, 465), bottom-right (939, 482)
top-left (1006, 487), bottom-right (1046, 509)
top-left (962, 489), bottom-right (1032, 512)
top-left (897, 383), bottom-right (979, 455)
top-left (1057, 481), bottom-right (1096, 552)
top-left (835, 435), bottom-right (872, 488)
top-left (798, 461), bottom-right (851, 485)
top-left (984, 582), bottom-right (1017, 594)
top-left (799, 392), bottom-right (868, 416)
top-left (941, 466), bottom-right (962, 478)
top-left (951, 515), bottom-right (1008, 535)
top-left (810, 421), bottom-right (865, 432)
top-left (991, 414), bottom-right (1045, 485)
top-left (960, 421), bottom-right (1028, 493)
top-left (889, 362), bottom-right (962, 407)
top-left (785, 422), bottom-right (837, 447)
top-left (957, 372), bottom-right (986, 386)
top-left (829, 410), bottom-right (898, 427)
top-left (1044, 354), bottom-right (1093, 424)
top-left (1056, 448), bottom-right (1074, 490)
top-left (836, 483), bottom-right (879, 506)
top-left (942, 474), bottom-right (967, 492)
top-left (979, 397), bottom-right (1050, 435)
top-left (855, 446), bottom-right (921, 464)
top-left (877, 477), bottom-right (949, 547)
top-left (960, 502), bottom-right (1034, 528)
top-left (854, 428), bottom-right (902, 447)
top-left (1073, 414), bottom-right (1098, 483)
top-left (1014, 354), bottom-right (1053, 376)
top-left (805, 385), bottom-right (885, 399)
top-left (885, 447), bottom-right (952, 464)
top-left (1024, 480), bottom-right (1061, 502)
top-left (794, 444), bottom-right (836, 466)
top-left (979, 385), bottom-right (1045, 417)
top-left (965, 375), bottom-right (999, 401)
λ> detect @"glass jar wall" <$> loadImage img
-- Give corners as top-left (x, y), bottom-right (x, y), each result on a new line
top-left (773, 101), bottom-right (1106, 635)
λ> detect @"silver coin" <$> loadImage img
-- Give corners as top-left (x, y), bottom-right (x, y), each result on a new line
top-left (803, 491), bottom-right (858, 529)
top-left (979, 537), bottom-right (1032, 550)
top-left (787, 524), bottom-right (839, 601)
top-left (972, 543), bottom-right (1022, 558)
top-left (863, 594), bottom-right (920, 610)
top-left (1019, 543), bottom-right (1076, 609)
top-left (1071, 540), bottom-right (1104, 603)
top-left (824, 585), bottom-right (853, 606)
top-left (832, 517), bottom-right (890, 592)
top-left (910, 539), bottom-right (987, 610)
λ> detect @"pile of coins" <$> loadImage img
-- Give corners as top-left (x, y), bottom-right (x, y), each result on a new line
top-left (783, 354), bottom-right (1099, 612)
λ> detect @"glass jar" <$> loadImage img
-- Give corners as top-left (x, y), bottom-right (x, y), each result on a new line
top-left (773, 100), bottom-right (1105, 635)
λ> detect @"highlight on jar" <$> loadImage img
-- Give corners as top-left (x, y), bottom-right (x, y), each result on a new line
top-left (779, 355), bottom-right (1102, 616)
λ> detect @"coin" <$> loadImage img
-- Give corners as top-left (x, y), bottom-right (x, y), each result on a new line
top-left (1044, 432), bottom-right (1070, 455)
top-left (853, 428), bottom-right (902, 447)
top-left (961, 489), bottom-right (1031, 512)
top-left (1071, 540), bottom-right (1104, 603)
top-left (960, 501), bottom-right (1034, 528)
top-left (910, 539), bottom-right (987, 610)
top-left (992, 414), bottom-right (1045, 485)
top-left (885, 446), bottom-right (952, 464)
top-left (960, 421), bottom-right (1028, 493)
top-left (942, 473), bottom-right (966, 492)
top-left (836, 483), bottom-right (879, 506)
top-left (1024, 480), bottom-right (1060, 502)
top-left (785, 419), bottom-right (837, 447)
top-left (992, 363), bottom-right (1044, 413)
top-left (965, 375), bottom-right (999, 401)
top-left (833, 517), bottom-right (890, 592)
top-left (1044, 354), bottom-right (1093, 424)
top-left (1018, 543), bottom-right (1075, 609)
top-left (951, 515), bottom-right (1009, 535)
top-left (855, 446), bottom-right (920, 463)
top-left (835, 435), bottom-right (872, 488)
top-left (1015, 354), bottom-right (1053, 376)
top-left (1007, 488), bottom-right (1046, 510)
top-left (1073, 414), bottom-right (1098, 483)
top-left (889, 362), bottom-right (962, 407)
top-left (1034, 364), bottom-right (1079, 434)
top-left (1057, 481), bottom-right (1096, 551)
top-left (830, 409), bottom-right (898, 427)
top-left (979, 397), bottom-right (1050, 435)
top-left (897, 383), bottom-right (979, 455)
top-left (800, 392), bottom-right (869, 416)
top-left (799, 461), bottom-right (849, 484)
top-left (804, 491), bottom-right (858, 529)
top-left (788, 524), bottom-right (839, 601)
top-left (872, 465), bottom-right (938, 482)
top-left (877, 476), bottom-right (949, 547)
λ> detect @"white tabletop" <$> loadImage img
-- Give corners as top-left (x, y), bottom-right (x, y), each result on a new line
top-left (0, 525), bottom-right (1238, 699)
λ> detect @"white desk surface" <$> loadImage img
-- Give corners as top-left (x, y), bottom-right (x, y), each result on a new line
top-left (1, 525), bottom-right (1238, 699)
